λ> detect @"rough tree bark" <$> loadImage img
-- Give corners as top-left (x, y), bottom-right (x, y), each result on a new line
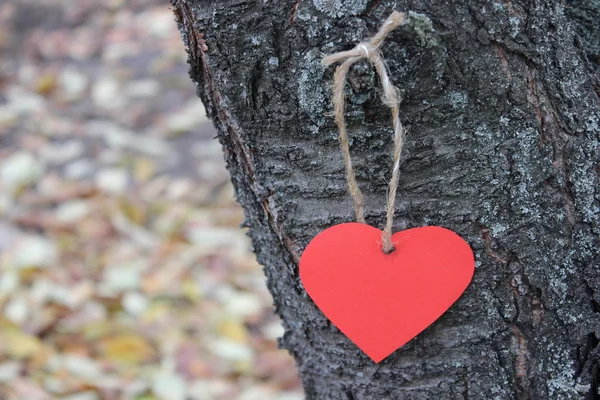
top-left (171, 1), bottom-right (600, 398)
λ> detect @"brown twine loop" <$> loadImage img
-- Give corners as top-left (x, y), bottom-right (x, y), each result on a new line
top-left (322, 11), bottom-right (407, 254)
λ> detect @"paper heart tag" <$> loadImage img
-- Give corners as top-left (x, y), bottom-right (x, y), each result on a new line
top-left (299, 223), bottom-right (474, 363)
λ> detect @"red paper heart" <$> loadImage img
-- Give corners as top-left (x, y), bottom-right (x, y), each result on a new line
top-left (299, 223), bottom-right (474, 363)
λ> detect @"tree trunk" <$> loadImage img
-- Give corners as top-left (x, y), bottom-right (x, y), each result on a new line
top-left (171, 0), bottom-right (600, 398)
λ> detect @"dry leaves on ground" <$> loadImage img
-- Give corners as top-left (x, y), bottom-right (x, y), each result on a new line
top-left (0, 1), bottom-right (301, 399)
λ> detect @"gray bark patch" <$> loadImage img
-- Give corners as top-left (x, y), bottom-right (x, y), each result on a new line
top-left (312, 0), bottom-right (368, 18)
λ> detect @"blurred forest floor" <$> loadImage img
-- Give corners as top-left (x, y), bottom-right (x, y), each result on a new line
top-left (0, 0), bottom-right (301, 399)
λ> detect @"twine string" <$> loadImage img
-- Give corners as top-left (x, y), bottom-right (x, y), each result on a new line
top-left (322, 11), bottom-right (407, 254)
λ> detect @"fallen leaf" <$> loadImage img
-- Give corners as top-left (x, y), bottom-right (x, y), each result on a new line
top-left (101, 334), bottom-right (155, 364)
top-left (36, 73), bottom-right (57, 95)
top-left (0, 329), bottom-right (43, 360)
top-left (216, 319), bottom-right (248, 343)
top-left (134, 158), bottom-right (155, 183)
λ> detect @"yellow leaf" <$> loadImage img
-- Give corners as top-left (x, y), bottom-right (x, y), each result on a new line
top-left (102, 334), bottom-right (154, 364)
top-left (36, 74), bottom-right (57, 95)
top-left (119, 198), bottom-right (145, 225)
top-left (182, 279), bottom-right (202, 302)
top-left (217, 319), bottom-right (248, 343)
top-left (0, 329), bottom-right (42, 360)
top-left (134, 158), bottom-right (155, 183)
